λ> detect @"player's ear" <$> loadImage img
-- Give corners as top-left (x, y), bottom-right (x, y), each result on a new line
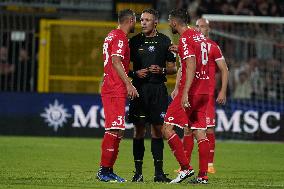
top-left (154, 19), bottom-right (158, 26)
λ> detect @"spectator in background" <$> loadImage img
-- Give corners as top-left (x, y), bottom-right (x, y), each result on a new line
top-left (235, 0), bottom-right (254, 15)
top-left (14, 48), bottom-right (33, 92)
top-left (0, 46), bottom-right (14, 91)
top-left (233, 70), bottom-right (252, 99)
top-left (246, 58), bottom-right (264, 99)
top-left (220, 2), bottom-right (236, 15)
top-left (264, 59), bottom-right (281, 100)
top-left (264, 73), bottom-right (278, 100)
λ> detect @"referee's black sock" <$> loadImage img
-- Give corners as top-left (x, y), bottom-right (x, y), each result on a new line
top-left (133, 138), bottom-right (145, 174)
top-left (151, 138), bottom-right (164, 175)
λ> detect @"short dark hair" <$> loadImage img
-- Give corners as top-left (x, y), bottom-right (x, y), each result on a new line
top-left (142, 8), bottom-right (159, 20)
top-left (169, 9), bottom-right (189, 24)
top-left (118, 9), bottom-right (135, 23)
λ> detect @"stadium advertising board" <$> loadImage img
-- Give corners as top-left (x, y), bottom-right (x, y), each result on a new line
top-left (0, 93), bottom-right (283, 140)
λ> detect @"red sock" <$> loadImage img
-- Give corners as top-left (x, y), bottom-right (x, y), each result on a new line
top-left (198, 138), bottom-right (210, 175)
top-left (100, 132), bottom-right (117, 167)
top-left (168, 133), bottom-right (190, 170)
top-left (207, 133), bottom-right (215, 164)
top-left (183, 135), bottom-right (194, 163)
top-left (110, 136), bottom-right (122, 168)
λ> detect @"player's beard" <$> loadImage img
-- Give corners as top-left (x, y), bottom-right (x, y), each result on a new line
top-left (171, 27), bottom-right (177, 34)
top-left (130, 25), bottom-right (135, 33)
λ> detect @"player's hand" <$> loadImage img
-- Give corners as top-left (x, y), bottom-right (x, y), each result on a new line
top-left (126, 83), bottom-right (139, 100)
top-left (136, 68), bottom-right (148, 78)
top-left (171, 88), bottom-right (178, 99)
top-left (169, 45), bottom-right (178, 53)
top-left (216, 91), bottom-right (226, 105)
top-left (148, 65), bottom-right (162, 74)
top-left (181, 92), bottom-right (190, 110)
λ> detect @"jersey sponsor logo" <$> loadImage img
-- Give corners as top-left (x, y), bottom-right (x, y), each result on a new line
top-left (105, 35), bottom-right (113, 41)
top-left (195, 71), bottom-right (209, 80)
top-left (40, 99), bottom-right (71, 132)
top-left (192, 34), bottom-right (205, 42)
top-left (181, 38), bottom-right (189, 56)
top-left (148, 46), bottom-right (155, 52)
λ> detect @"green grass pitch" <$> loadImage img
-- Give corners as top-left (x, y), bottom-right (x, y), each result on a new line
top-left (0, 136), bottom-right (284, 189)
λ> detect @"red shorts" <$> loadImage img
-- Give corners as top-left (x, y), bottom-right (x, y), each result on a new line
top-left (102, 96), bottom-right (126, 130)
top-left (164, 94), bottom-right (208, 130)
top-left (185, 95), bottom-right (209, 130)
top-left (164, 94), bottom-right (188, 128)
top-left (206, 95), bottom-right (215, 127)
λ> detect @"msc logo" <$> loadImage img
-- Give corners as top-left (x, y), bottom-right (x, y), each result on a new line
top-left (40, 99), bottom-right (71, 132)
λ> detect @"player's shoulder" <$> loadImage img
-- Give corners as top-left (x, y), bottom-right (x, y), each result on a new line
top-left (207, 38), bottom-right (218, 46)
top-left (181, 28), bottom-right (201, 39)
top-left (111, 29), bottom-right (127, 40)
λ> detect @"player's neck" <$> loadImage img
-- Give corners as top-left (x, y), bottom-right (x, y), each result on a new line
top-left (118, 25), bottom-right (129, 36)
top-left (178, 26), bottom-right (188, 35)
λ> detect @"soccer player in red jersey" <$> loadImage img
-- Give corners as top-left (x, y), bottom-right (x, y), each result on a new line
top-left (181, 18), bottom-right (229, 175)
top-left (162, 9), bottom-right (210, 184)
top-left (97, 9), bottom-right (139, 182)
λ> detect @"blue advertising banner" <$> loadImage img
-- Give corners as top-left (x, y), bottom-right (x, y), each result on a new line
top-left (0, 93), bottom-right (283, 140)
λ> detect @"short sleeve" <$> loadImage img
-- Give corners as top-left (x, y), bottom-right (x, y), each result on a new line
top-left (111, 35), bottom-right (127, 59)
top-left (213, 45), bottom-right (224, 62)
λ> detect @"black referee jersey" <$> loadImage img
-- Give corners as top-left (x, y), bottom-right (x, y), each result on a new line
top-left (129, 32), bottom-right (176, 84)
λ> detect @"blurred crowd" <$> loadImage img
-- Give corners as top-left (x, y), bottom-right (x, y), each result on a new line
top-left (215, 58), bottom-right (284, 101)
top-left (0, 45), bottom-right (37, 92)
top-left (158, 0), bottom-right (284, 22)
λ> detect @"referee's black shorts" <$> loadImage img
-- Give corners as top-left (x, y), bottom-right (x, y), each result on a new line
top-left (128, 82), bottom-right (168, 125)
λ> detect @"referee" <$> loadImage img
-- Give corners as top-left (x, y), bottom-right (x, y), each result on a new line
top-left (128, 8), bottom-right (177, 182)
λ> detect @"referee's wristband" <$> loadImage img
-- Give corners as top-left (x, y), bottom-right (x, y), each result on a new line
top-left (162, 68), bottom-right (167, 75)
top-left (128, 70), bottom-right (135, 78)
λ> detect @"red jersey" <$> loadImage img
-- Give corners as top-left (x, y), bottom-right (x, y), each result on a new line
top-left (207, 39), bottom-right (224, 95)
top-left (178, 28), bottom-right (209, 95)
top-left (101, 29), bottom-right (130, 97)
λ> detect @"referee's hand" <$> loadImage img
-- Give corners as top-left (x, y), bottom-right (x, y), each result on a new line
top-left (136, 68), bottom-right (149, 78)
top-left (148, 65), bottom-right (163, 74)
top-left (126, 83), bottom-right (139, 100)
top-left (169, 45), bottom-right (178, 53)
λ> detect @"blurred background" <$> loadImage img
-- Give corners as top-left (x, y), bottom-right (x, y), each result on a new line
top-left (0, 0), bottom-right (283, 141)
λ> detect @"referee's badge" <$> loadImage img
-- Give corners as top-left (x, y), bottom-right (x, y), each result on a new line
top-left (148, 46), bottom-right (155, 52)
top-left (160, 112), bottom-right (166, 118)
